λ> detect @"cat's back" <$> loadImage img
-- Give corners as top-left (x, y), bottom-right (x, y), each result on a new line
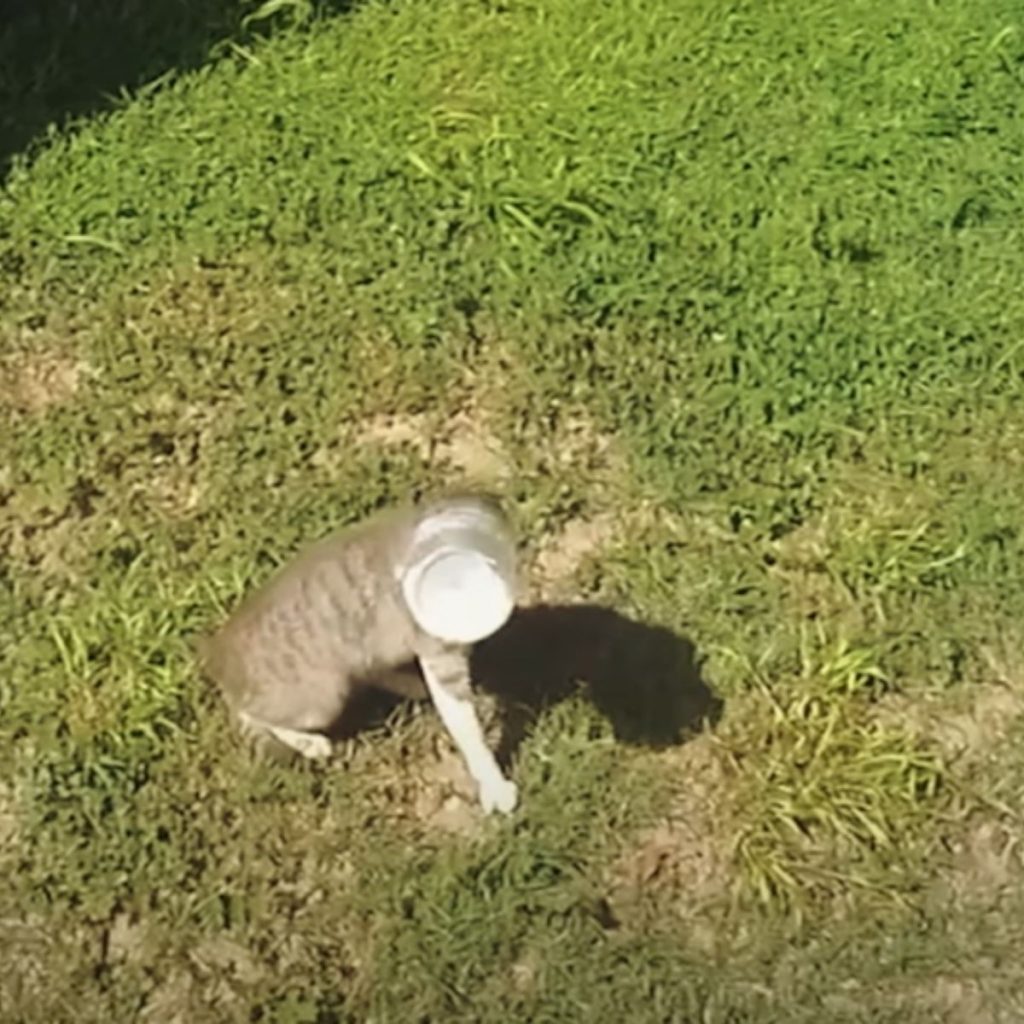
top-left (200, 506), bottom-right (416, 704)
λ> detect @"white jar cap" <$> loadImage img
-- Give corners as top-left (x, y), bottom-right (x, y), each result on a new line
top-left (399, 496), bottom-right (517, 644)
top-left (402, 548), bottom-right (514, 644)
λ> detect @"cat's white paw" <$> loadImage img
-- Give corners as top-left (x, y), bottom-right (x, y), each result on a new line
top-left (478, 776), bottom-right (518, 815)
top-left (261, 721), bottom-right (333, 760)
top-left (292, 732), bottom-right (333, 760)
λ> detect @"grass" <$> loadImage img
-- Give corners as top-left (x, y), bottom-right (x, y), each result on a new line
top-left (2, 0), bottom-right (1024, 1019)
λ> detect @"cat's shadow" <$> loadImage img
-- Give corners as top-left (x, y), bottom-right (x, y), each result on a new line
top-left (333, 603), bottom-right (722, 766)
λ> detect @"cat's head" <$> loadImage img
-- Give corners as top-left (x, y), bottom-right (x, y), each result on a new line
top-left (398, 493), bottom-right (517, 645)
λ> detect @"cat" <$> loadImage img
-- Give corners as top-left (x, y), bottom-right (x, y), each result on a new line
top-left (198, 493), bottom-right (520, 814)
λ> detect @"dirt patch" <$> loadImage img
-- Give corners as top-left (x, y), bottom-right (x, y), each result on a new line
top-left (510, 404), bottom-right (628, 483)
top-left (191, 935), bottom-right (262, 987)
top-left (0, 344), bottom-right (87, 414)
top-left (353, 394), bottom-right (626, 490)
top-left (768, 516), bottom-right (865, 629)
top-left (526, 501), bottom-right (665, 600)
top-left (124, 260), bottom-right (289, 345)
top-left (354, 411), bottom-right (432, 456)
top-left (529, 511), bottom-right (620, 599)
top-left (509, 949), bottom-right (542, 994)
top-left (0, 782), bottom-right (21, 857)
top-left (881, 976), bottom-right (999, 1024)
top-left (342, 699), bottom-right (507, 837)
top-left (822, 975), bottom-right (1001, 1024)
top-left (410, 748), bottom-right (481, 835)
top-left (873, 637), bottom-right (1024, 766)
top-left (605, 735), bottom-right (732, 936)
top-left (881, 641), bottom-right (1024, 912)
top-left (139, 967), bottom-right (197, 1024)
top-left (104, 913), bottom-right (152, 968)
top-left (146, 468), bottom-right (205, 520)
top-left (877, 681), bottom-right (1024, 767)
top-left (950, 819), bottom-right (1021, 905)
top-left (927, 686), bottom-right (1024, 762)
top-left (0, 496), bottom-right (99, 585)
top-left (2, 917), bottom-right (58, 1016)
top-left (1, 917), bottom-right (101, 1019)
top-left (353, 405), bottom-right (512, 482)
top-left (133, 402), bottom-right (213, 520)
top-left (438, 409), bottom-right (512, 480)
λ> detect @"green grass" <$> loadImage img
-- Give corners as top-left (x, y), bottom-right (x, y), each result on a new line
top-left (3, 0), bottom-right (1024, 1019)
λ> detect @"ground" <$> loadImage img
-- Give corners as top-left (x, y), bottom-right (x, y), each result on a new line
top-left (2, 0), bottom-right (1024, 1021)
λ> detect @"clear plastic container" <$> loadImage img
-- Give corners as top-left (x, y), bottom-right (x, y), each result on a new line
top-left (400, 496), bottom-right (518, 644)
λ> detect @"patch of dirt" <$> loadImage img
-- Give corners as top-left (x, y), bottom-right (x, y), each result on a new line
top-left (191, 935), bottom-right (262, 987)
top-left (950, 820), bottom-right (1021, 905)
top-left (821, 975), bottom-right (1000, 1023)
top-left (0, 344), bottom-right (87, 414)
top-left (604, 735), bottom-right (732, 937)
top-left (876, 679), bottom-right (1024, 767)
top-left (147, 469), bottom-right (205, 520)
top-left (105, 913), bottom-right (151, 967)
top-left (134, 937), bottom-right (265, 1022)
top-left (927, 686), bottom-right (1024, 761)
top-left (354, 410), bottom-right (432, 455)
top-left (0, 782), bottom-right (20, 856)
top-left (509, 949), bottom-right (542, 994)
top-left (343, 703), bottom-right (502, 837)
top-left (0, 497), bottom-right (97, 585)
top-left (411, 748), bottom-right (481, 835)
top-left (883, 641), bottom-right (1024, 912)
top-left (139, 968), bottom-right (196, 1024)
top-left (437, 409), bottom-right (512, 480)
top-left (134, 402), bottom-right (214, 520)
top-left (125, 260), bottom-right (289, 344)
top-left (768, 516), bottom-right (866, 629)
top-left (873, 638), bottom-right (1024, 768)
top-left (353, 405), bottom-right (512, 483)
top-left (528, 511), bottom-right (620, 600)
top-left (881, 976), bottom-right (1000, 1024)
top-left (552, 408), bottom-right (626, 475)
top-left (527, 501), bottom-right (666, 600)
top-left (1, 917), bottom-right (102, 1019)
top-left (1, 916), bottom-right (51, 1011)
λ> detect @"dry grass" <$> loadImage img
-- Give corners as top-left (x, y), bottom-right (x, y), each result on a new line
top-left (0, 331), bottom-right (87, 415)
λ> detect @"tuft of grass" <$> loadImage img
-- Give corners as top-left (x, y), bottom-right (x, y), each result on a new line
top-left (717, 634), bottom-right (944, 910)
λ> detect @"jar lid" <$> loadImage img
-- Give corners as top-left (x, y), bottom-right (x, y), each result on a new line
top-left (402, 547), bottom-right (514, 644)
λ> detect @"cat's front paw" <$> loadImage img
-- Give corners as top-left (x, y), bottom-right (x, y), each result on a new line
top-left (293, 732), bottom-right (333, 760)
top-left (479, 776), bottom-right (518, 815)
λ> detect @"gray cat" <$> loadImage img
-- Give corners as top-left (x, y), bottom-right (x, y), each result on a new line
top-left (199, 493), bottom-right (520, 814)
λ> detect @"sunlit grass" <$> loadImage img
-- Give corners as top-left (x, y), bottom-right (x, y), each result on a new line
top-left (2, 0), bottom-right (1024, 1019)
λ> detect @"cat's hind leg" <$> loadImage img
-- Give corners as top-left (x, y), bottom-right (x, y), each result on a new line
top-left (237, 710), bottom-right (333, 760)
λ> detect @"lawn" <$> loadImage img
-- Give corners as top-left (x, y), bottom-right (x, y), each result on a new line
top-left (2, 0), bottom-right (1024, 1020)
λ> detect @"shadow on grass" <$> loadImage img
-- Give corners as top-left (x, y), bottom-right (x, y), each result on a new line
top-left (0, 0), bottom-right (359, 179)
top-left (332, 604), bottom-right (722, 766)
